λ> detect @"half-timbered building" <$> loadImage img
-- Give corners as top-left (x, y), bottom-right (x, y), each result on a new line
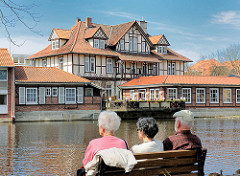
top-left (28, 17), bottom-right (192, 100)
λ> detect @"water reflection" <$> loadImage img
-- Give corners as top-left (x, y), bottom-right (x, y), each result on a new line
top-left (0, 118), bottom-right (239, 175)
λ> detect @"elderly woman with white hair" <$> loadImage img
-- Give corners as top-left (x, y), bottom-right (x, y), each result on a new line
top-left (82, 111), bottom-right (128, 167)
top-left (163, 110), bottom-right (202, 151)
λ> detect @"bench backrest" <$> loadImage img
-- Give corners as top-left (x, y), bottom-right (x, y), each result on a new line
top-left (96, 148), bottom-right (207, 176)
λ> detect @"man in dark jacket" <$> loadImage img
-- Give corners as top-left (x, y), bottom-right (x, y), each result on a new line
top-left (163, 110), bottom-right (202, 150)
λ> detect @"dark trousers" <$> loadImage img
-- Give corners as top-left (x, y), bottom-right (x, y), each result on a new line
top-left (77, 168), bottom-right (85, 176)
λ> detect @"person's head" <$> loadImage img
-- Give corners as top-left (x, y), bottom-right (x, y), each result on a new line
top-left (136, 117), bottom-right (159, 140)
top-left (173, 110), bottom-right (194, 132)
top-left (98, 111), bottom-right (121, 136)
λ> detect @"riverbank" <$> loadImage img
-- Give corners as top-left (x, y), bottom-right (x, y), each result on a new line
top-left (190, 108), bottom-right (240, 118)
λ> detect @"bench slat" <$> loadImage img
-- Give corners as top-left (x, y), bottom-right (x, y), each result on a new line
top-left (103, 165), bottom-right (198, 176)
top-left (134, 150), bottom-right (197, 160)
top-left (135, 157), bottom-right (197, 168)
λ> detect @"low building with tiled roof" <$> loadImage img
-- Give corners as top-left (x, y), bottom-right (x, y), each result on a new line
top-left (14, 66), bottom-right (102, 121)
top-left (119, 75), bottom-right (240, 110)
top-left (0, 48), bottom-right (15, 122)
top-left (28, 17), bottom-right (192, 100)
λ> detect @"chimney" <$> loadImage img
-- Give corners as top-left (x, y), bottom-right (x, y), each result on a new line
top-left (76, 18), bottom-right (81, 24)
top-left (137, 21), bottom-right (147, 34)
top-left (85, 17), bottom-right (92, 28)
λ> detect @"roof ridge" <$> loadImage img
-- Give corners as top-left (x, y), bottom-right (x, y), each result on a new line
top-left (70, 21), bottom-right (82, 52)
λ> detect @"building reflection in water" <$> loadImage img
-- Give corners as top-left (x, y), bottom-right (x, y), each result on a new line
top-left (0, 118), bottom-right (239, 175)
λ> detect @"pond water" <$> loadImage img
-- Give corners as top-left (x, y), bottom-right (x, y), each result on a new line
top-left (0, 117), bottom-right (239, 176)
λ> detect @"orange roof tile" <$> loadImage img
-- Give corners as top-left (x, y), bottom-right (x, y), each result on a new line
top-left (149, 35), bottom-right (163, 44)
top-left (15, 66), bottom-right (91, 83)
top-left (54, 29), bottom-right (72, 39)
top-left (119, 75), bottom-right (240, 88)
top-left (84, 27), bottom-right (100, 39)
top-left (0, 48), bottom-right (15, 67)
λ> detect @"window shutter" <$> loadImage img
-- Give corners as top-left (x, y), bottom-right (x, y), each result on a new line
top-left (19, 87), bottom-right (25, 104)
top-left (77, 87), bottom-right (84, 103)
top-left (59, 87), bottom-right (64, 104)
top-left (39, 87), bottom-right (45, 104)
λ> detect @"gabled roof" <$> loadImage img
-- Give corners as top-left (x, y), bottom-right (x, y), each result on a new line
top-left (15, 66), bottom-right (91, 83)
top-left (84, 27), bottom-right (108, 39)
top-left (149, 35), bottom-right (170, 46)
top-left (49, 28), bottom-right (72, 41)
top-left (0, 48), bottom-right (15, 67)
top-left (119, 75), bottom-right (240, 88)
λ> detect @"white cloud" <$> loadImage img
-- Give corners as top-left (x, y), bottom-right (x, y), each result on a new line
top-left (0, 36), bottom-right (49, 55)
top-left (212, 11), bottom-right (240, 29)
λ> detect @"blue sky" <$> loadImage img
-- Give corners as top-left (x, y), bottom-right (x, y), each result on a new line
top-left (1, 0), bottom-right (240, 62)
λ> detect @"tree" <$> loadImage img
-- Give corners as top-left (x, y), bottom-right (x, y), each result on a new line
top-left (0, 0), bottom-right (40, 46)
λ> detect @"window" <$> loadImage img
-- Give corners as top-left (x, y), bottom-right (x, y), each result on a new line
top-left (196, 88), bottom-right (205, 103)
top-left (133, 37), bottom-right (137, 52)
top-left (168, 62), bottom-right (176, 75)
top-left (90, 57), bottom-right (95, 72)
top-left (84, 56), bottom-right (89, 72)
top-left (26, 88), bottom-right (37, 104)
top-left (59, 57), bottom-right (63, 70)
top-left (77, 87), bottom-right (83, 103)
top-left (0, 70), bottom-right (7, 80)
top-left (142, 42), bottom-right (146, 53)
top-left (107, 58), bottom-right (113, 73)
top-left (210, 88), bottom-right (219, 103)
top-left (52, 41), bottom-right (56, 50)
top-left (120, 39), bottom-right (124, 51)
top-left (94, 39), bottom-right (100, 48)
top-left (0, 95), bottom-right (7, 105)
top-left (52, 88), bottom-right (58, 96)
top-left (130, 90), bottom-right (135, 100)
top-left (236, 89), bottom-right (240, 103)
top-left (167, 88), bottom-right (177, 100)
top-left (157, 46), bottom-right (167, 54)
top-left (65, 88), bottom-right (76, 104)
top-left (138, 89), bottom-right (146, 100)
top-left (42, 59), bottom-right (47, 67)
top-left (106, 85), bottom-right (111, 97)
top-left (155, 89), bottom-right (160, 100)
top-left (142, 63), bottom-right (147, 75)
top-left (55, 40), bottom-right (60, 49)
top-left (100, 40), bottom-right (105, 49)
top-left (129, 37), bottom-right (133, 52)
top-left (46, 88), bottom-right (51, 96)
top-left (85, 88), bottom-right (93, 97)
top-left (223, 88), bottom-right (232, 103)
top-left (131, 62), bottom-right (136, 74)
top-left (150, 89), bottom-right (154, 100)
top-left (182, 88), bottom-right (191, 103)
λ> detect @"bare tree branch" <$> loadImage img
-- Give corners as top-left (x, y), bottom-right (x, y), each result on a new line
top-left (0, 0), bottom-right (41, 46)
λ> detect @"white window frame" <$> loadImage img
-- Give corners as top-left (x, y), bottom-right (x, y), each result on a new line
top-left (155, 89), bottom-right (160, 100)
top-left (100, 40), bottom-right (105, 49)
top-left (150, 89), bottom-right (155, 100)
top-left (196, 88), bottom-right (205, 103)
top-left (77, 87), bottom-right (84, 103)
top-left (142, 42), bottom-right (146, 53)
top-left (172, 63), bottom-right (176, 75)
top-left (236, 89), bottom-right (240, 103)
top-left (94, 39), bottom-right (100, 48)
top-left (52, 87), bottom-right (58, 97)
top-left (90, 57), bottom-right (95, 73)
top-left (84, 56), bottom-right (89, 72)
top-left (182, 88), bottom-right (191, 103)
top-left (52, 41), bottom-right (56, 50)
top-left (130, 90), bottom-right (135, 100)
top-left (210, 88), bottom-right (219, 103)
top-left (223, 88), bottom-right (232, 103)
top-left (107, 58), bottom-right (113, 73)
top-left (0, 69), bottom-right (7, 81)
top-left (26, 88), bottom-right (38, 105)
top-left (55, 39), bottom-right (60, 49)
top-left (42, 59), bottom-right (47, 67)
top-left (19, 87), bottom-right (25, 104)
top-left (138, 89), bottom-right (146, 101)
top-left (167, 88), bottom-right (177, 100)
top-left (46, 87), bottom-right (51, 97)
top-left (65, 88), bottom-right (76, 104)
top-left (133, 37), bottom-right (137, 52)
top-left (85, 88), bottom-right (93, 97)
top-left (129, 37), bottom-right (133, 52)
top-left (120, 39), bottom-right (124, 51)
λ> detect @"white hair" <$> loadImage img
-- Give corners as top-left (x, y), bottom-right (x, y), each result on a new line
top-left (173, 110), bottom-right (194, 128)
top-left (98, 111), bottom-right (121, 133)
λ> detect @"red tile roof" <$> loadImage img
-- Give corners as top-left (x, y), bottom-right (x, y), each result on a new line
top-left (28, 19), bottom-right (192, 63)
top-left (149, 35), bottom-right (163, 44)
top-left (0, 48), bottom-right (15, 67)
top-left (119, 75), bottom-right (240, 88)
top-left (54, 29), bottom-right (72, 39)
top-left (15, 66), bottom-right (91, 83)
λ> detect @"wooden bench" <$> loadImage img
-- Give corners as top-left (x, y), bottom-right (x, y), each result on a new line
top-left (96, 149), bottom-right (207, 176)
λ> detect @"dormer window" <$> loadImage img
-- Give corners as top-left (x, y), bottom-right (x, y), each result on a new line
top-left (52, 40), bottom-right (60, 50)
top-left (157, 46), bottom-right (167, 54)
top-left (93, 39), bottom-right (105, 49)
